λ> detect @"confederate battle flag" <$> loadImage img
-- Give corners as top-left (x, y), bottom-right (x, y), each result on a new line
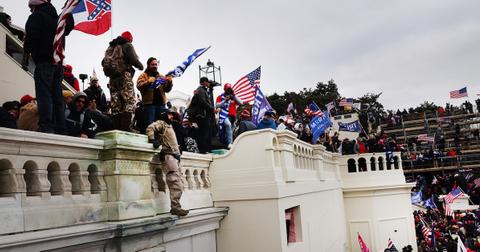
top-left (71, 0), bottom-right (112, 35)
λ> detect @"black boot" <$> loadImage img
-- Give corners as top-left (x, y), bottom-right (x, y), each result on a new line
top-left (120, 112), bottom-right (133, 132)
top-left (112, 113), bottom-right (122, 131)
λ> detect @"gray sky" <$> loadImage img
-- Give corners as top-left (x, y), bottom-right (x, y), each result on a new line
top-left (1, 0), bottom-right (479, 110)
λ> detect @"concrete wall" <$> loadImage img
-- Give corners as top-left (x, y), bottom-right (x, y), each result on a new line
top-left (0, 128), bottom-right (226, 252)
top-left (210, 130), bottom-right (348, 252)
top-left (0, 24), bottom-right (35, 102)
top-left (339, 153), bottom-right (417, 251)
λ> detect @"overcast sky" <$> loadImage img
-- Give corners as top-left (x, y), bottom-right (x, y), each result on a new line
top-left (1, 0), bottom-right (479, 110)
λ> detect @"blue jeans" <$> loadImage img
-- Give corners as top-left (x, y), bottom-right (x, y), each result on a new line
top-left (34, 63), bottom-right (65, 134)
top-left (223, 118), bottom-right (233, 145)
top-left (144, 104), bottom-right (167, 128)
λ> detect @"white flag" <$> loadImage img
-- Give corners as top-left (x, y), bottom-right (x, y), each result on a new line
top-left (457, 237), bottom-right (467, 252)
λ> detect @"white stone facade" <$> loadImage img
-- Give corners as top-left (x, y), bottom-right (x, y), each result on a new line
top-left (209, 130), bottom-right (416, 252)
top-left (0, 127), bottom-right (416, 252)
top-left (0, 128), bottom-right (225, 252)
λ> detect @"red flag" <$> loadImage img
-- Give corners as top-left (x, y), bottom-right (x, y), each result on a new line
top-left (357, 233), bottom-right (371, 252)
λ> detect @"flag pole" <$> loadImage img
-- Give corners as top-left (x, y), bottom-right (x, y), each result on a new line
top-left (110, 0), bottom-right (114, 40)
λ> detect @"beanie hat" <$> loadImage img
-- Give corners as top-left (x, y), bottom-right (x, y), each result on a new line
top-left (20, 94), bottom-right (35, 106)
top-left (2, 101), bottom-right (20, 111)
top-left (28, 0), bottom-right (48, 7)
top-left (63, 90), bottom-right (74, 99)
top-left (64, 64), bottom-right (73, 73)
top-left (121, 31), bottom-right (133, 42)
top-left (224, 83), bottom-right (232, 91)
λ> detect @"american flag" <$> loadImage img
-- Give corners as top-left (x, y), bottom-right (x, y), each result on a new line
top-left (444, 187), bottom-right (464, 204)
top-left (450, 87), bottom-right (468, 99)
top-left (53, 0), bottom-right (81, 64)
top-left (326, 101), bottom-right (335, 113)
top-left (357, 233), bottom-right (370, 252)
top-left (444, 202), bottom-right (454, 218)
top-left (420, 219), bottom-right (432, 245)
top-left (339, 98), bottom-right (353, 107)
top-left (385, 238), bottom-right (399, 252)
top-left (232, 66), bottom-right (261, 103)
top-left (304, 102), bottom-right (323, 116)
top-left (417, 134), bottom-right (434, 143)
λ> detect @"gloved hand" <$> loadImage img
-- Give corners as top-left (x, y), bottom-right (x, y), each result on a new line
top-left (149, 139), bottom-right (160, 149)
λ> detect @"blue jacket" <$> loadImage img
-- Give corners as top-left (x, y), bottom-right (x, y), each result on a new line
top-left (257, 118), bottom-right (276, 130)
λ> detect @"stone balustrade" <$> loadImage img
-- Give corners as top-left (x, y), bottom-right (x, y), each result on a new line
top-left (339, 152), bottom-right (406, 189)
top-left (0, 128), bottom-right (213, 235)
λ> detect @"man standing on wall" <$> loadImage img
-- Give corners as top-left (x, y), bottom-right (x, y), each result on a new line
top-left (146, 110), bottom-right (189, 217)
top-left (23, 0), bottom-right (74, 134)
top-left (187, 77), bottom-right (215, 153)
top-left (102, 31), bottom-right (143, 131)
top-left (137, 57), bottom-right (173, 133)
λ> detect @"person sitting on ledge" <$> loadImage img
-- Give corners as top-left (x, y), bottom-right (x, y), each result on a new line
top-left (0, 101), bottom-right (20, 129)
top-left (65, 92), bottom-right (95, 138)
top-left (146, 109), bottom-right (189, 217)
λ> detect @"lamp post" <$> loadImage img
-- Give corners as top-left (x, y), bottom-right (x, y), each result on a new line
top-left (199, 59), bottom-right (222, 106)
top-left (79, 74), bottom-right (88, 91)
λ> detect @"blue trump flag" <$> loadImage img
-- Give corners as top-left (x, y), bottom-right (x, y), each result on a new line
top-left (166, 46), bottom-right (211, 78)
top-left (309, 111), bottom-right (332, 144)
top-left (411, 190), bottom-right (422, 204)
top-left (338, 120), bottom-right (363, 132)
top-left (251, 87), bottom-right (273, 126)
top-left (424, 196), bottom-right (437, 209)
top-left (150, 46), bottom-right (211, 89)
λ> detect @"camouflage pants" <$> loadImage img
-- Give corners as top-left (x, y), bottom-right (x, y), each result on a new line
top-left (162, 154), bottom-right (184, 210)
top-left (109, 72), bottom-right (136, 114)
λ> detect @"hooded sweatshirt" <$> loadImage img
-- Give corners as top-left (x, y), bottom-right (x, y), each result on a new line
top-left (65, 92), bottom-right (94, 137)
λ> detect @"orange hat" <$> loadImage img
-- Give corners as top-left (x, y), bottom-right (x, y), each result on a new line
top-left (121, 31), bottom-right (133, 42)
top-left (20, 94), bottom-right (35, 106)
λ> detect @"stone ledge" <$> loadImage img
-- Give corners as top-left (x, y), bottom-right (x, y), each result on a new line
top-left (0, 207), bottom-right (228, 251)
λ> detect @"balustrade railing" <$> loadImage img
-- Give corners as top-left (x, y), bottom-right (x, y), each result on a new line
top-left (0, 128), bottom-right (213, 235)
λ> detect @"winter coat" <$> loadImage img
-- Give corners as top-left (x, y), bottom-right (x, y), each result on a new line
top-left (24, 3), bottom-right (73, 64)
top-left (17, 102), bottom-right (39, 131)
top-left (235, 120), bottom-right (257, 138)
top-left (257, 118), bottom-right (276, 130)
top-left (0, 107), bottom-right (16, 129)
top-left (65, 93), bottom-right (95, 137)
top-left (187, 86), bottom-right (213, 121)
top-left (84, 86), bottom-right (108, 113)
top-left (137, 72), bottom-right (171, 105)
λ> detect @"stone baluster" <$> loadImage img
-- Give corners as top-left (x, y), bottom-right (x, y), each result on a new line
top-left (200, 170), bottom-right (210, 189)
top-left (193, 169), bottom-right (204, 190)
top-left (24, 160), bottom-right (51, 197)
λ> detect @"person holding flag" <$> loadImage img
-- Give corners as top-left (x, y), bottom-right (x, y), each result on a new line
top-left (215, 83), bottom-right (243, 145)
top-left (137, 57), bottom-right (173, 132)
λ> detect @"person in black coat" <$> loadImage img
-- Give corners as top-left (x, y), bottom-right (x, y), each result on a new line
top-left (0, 101), bottom-right (20, 129)
top-left (65, 92), bottom-right (95, 138)
top-left (23, 1), bottom-right (74, 134)
top-left (84, 76), bottom-right (108, 113)
top-left (186, 77), bottom-right (215, 153)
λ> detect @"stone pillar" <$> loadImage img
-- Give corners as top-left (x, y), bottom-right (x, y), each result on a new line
top-left (96, 131), bottom-right (157, 221)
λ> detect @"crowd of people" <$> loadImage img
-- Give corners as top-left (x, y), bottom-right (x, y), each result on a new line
top-left (412, 173), bottom-right (480, 251)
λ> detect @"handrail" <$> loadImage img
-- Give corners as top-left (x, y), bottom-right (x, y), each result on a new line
top-left (1, 23), bottom-right (76, 93)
